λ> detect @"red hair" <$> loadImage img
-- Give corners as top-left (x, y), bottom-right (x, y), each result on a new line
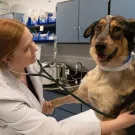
top-left (0, 18), bottom-right (25, 67)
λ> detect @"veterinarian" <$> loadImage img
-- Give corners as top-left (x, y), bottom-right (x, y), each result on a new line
top-left (0, 18), bottom-right (135, 135)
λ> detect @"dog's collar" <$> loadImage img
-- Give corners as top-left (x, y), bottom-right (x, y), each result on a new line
top-left (98, 55), bottom-right (132, 72)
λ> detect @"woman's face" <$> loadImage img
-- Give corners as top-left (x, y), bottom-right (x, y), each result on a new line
top-left (8, 27), bottom-right (38, 70)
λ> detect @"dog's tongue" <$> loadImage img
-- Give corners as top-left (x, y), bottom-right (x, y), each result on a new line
top-left (97, 54), bottom-right (107, 61)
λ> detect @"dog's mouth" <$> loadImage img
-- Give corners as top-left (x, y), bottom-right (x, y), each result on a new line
top-left (97, 48), bottom-right (118, 62)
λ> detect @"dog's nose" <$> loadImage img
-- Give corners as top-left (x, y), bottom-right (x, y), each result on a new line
top-left (95, 44), bottom-right (106, 52)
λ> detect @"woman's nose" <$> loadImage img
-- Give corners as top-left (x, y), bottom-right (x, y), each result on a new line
top-left (33, 42), bottom-right (38, 52)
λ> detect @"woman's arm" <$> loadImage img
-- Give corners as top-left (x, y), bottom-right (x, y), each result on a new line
top-left (101, 111), bottom-right (135, 134)
top-left (0, 100), bottom-right (101, 135)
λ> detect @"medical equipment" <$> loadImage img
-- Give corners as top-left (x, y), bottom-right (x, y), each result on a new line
top-left (41, 62), bottom-right (59, 85)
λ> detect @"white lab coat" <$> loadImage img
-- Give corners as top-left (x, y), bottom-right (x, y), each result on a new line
top-left (0, 61), bottom-right (101, 135)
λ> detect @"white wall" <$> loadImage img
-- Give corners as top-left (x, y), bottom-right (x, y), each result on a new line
top-left (1, 0), bottom-right (70, 13)
top-left (0, 10), bottom-right (8, 15)
top-left (0, 1), bottom-right (10, 15)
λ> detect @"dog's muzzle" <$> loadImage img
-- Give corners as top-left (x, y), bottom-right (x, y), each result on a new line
top-left (95, 43), bottom-right (117, 62)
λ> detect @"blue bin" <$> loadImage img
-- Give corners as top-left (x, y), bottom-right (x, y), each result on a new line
top-left (48, 13), bottom-right (56, 24)
top-left (48, 17), bottom-right (56, 24)
top-left (39, 32), bottom-right (48, 41)
top-left (27, 17), bottom-right (38, 26)
top-left (38, 16), bottom-right (48, 25)
top-left (32, 33), bottom-right (39, 41)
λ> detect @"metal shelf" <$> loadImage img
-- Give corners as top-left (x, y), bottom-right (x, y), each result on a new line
top-left (34, 40), bottom-right (54, 44)
top-left (27, 24), bottom-right (56, 29)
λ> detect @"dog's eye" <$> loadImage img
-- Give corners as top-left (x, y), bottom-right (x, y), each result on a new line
top-left (96, 26), bottom-right (102, 31)
top-left (113, 27), bottom-right (121, 32)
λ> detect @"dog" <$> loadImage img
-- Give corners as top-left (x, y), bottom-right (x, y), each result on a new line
top-left (50, 15), bottom-right (135, 135)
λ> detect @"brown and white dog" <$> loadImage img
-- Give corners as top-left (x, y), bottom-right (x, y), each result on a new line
top-left (51, 15), bottom-right (135, 135)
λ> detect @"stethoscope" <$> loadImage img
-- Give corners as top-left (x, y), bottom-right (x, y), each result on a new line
top-left (22, 59), bottom-right (117, 119)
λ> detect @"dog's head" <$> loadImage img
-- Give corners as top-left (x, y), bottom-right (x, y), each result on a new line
top-left (84, 15), bottom-right (135, 67)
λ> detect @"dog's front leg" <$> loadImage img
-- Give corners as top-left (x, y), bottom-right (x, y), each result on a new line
top-left (50, 90), bottom-right (80, 107)
top-left (50, 87), bottom-right (89, 107)
top-left (50, 77), bottom-right (89, 107)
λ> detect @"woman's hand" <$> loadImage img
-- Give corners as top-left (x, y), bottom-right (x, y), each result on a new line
top-left (115, 111), bottom-right (135, 128)
top-left (101, 111), bottom-right (135, 134)
top-left (42, 101), bottom-right (54, 114)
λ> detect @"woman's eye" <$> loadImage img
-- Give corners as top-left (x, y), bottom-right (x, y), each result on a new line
top-left (96, 26), bottom-right (102, 31)
top-left (24, 47), bottom-right (29, 52)
top-left (113, 27), bottom-right (121, 32)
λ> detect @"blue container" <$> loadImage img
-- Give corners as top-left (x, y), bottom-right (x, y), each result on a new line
top-left (38, 32), bottom-right (48, 41)
top-left (48, 17), bottom-right (56, 24)
top-left (27, 17), bottom-right (38, 26)
top-left (32, 33), bottom-right (39, 41)
top-left (38, 16), bottom-right (48, 25)
top-left (48, 13), bottom-right (56, 24)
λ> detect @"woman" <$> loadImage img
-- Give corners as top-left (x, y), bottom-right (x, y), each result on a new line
top-left (0, 18), bottom-right (135, 135)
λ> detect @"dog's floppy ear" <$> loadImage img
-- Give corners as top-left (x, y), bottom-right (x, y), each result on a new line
top-left (128, 18), bottom-right (135, 33)
top-left (84, 21), bottom-right (99, 38)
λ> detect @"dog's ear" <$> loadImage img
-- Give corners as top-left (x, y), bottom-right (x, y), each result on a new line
top-left (84, 21), bottom-right (99, 38)
top-left (128, 18), bottom-right (135, 33)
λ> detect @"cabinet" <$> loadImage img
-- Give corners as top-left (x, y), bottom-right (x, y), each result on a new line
top-left (0, 12), bottom-right (24, 22)
top-left (56, 0), bottom-right (79, 43)
top-left (56, 0), bottom-right (108, 43)
top-left (110, 0), bottom-right (135, 19)
top-left (79, 0), bottom-right (108, 43)
top-left (54, 108), bottom-right (74, 121)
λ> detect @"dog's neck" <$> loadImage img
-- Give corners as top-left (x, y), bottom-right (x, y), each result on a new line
top-left (98, 55), bottom-right (132, 72)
